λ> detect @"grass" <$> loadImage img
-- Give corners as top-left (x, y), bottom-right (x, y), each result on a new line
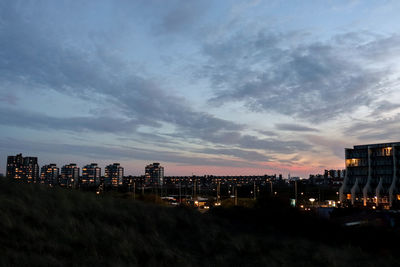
top-left (0, 178), bottom-right (399, 266)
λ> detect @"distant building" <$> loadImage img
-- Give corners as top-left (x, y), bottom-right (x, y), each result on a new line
top-left (339, 142), bottom-right (400, 208)
top-left (40, 164), bottom-right (59, 185)
top-left (22, 156), bottom-right (39, 183)
top-left (6, 153), bottom-right (23, 180)
top-left (325, 169), bottom-right (345, 179)
top-left (7, 153), bottom-right (39, 183)
top-left (163, 174), bottom-right (277, 187)
top-left (81, 163), bottom-right (101, 187)
top-left (145, 163), bottom-right (164, 186)
top-left (60, 163), bottom-right (80, 188)
top-left (309, 169), bottom-right (345, 185)
top-left (105, 163), bottom-right (124, 188)
top-left (288, 176), bottom-right (300, 182)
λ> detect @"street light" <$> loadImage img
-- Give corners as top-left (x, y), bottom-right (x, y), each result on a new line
top-left (309, 198), bottom-right (315, 207)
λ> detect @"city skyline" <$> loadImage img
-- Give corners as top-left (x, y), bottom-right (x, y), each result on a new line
top-left (1, 1), bottom-right (400, 176)
top-left (5, 152), bottom-right (343, 178)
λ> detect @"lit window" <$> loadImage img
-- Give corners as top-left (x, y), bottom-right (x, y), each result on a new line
top-left (346, 158), bottom-right (361, 167)
top-left (383, 147), bottom-right (392, 156)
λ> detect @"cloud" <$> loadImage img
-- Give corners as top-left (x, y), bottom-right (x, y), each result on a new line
top-left (369, 100), bottom-right (400, 117)
top-left (0, 107), bottom-right (138, 133)
top-left (344, 113), bottom-right (400, 141)
top-left (237, 135), bottom-right (312, 153)
top-left (0, 106), bottom-right (310, 160)
top-left (194, 147), bottom-right (272, 162)
top-left (306, 135), bottom-right (349, 159)
top-left (169, 129), bottom-right (311, 154)
top-left (3, 1), bottom-right (394, 176)
top-left (0, 1), bottom-right (242, 144)
top-left (257, 130), bottom-right (278, 137)
top-left (0, 138), bottom-right (266, 169)
top-left (156, 0), bottom-right (210, 35)
top-left (275, 123), bottom-right (319, 132)
top-left (0, 93), bottom-right (18, 105)
top-left (200, 30), bottom-right (398, 122)
top-left (359, 34), bottom-right (400, 62)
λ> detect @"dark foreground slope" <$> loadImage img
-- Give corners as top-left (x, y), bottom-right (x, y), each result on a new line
top-left (0, 179), bottom-right (399, 267)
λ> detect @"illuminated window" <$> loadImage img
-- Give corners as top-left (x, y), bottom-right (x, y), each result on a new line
top-left (346, 194), bottom-right (351, 200)
top-left (383, 147), bottom-right (392, 156)
top-left (346, 159), bottom-right (361, 167)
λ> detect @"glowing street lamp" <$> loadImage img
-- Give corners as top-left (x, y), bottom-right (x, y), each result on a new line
top-left (309, 198), bottom-right (315, 207)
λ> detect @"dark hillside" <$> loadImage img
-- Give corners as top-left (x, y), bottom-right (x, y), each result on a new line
top-left (0, 178), bottom-right (399, 267)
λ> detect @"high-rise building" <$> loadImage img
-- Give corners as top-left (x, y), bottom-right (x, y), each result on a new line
top-left (22, 156), bottom-right (39, 183)
top-left (60, 163), bottom-right (80, 188)
top-left (145, 163), bottom-right (164, 186)
top-left (40, 164), bottom-right (59, 185)
top-left (105, 163), bottom-right (124, 188)
top-left (339, 142), bottom-right (400, 208)
top-left (81, 163), bottom-right (101, 187)
top-left (7, 153), bottom-right (24, 180)
top-left (7, 153), bottom-right (39, 183)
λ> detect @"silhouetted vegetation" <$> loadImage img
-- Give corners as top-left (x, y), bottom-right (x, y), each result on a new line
top-left (0, 178), bottom-right (399, 266)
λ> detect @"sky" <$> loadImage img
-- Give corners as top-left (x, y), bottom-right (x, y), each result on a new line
top-left (1, 0), bottom-right (400, 177)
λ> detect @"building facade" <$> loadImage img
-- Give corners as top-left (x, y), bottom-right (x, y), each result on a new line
top-left (40, 164), bottom-right (59, 185)
top-left (145, 163), bottom-right (164, 186)
top-left (60, 163), bottom-right (80, 188)
top-left (7, 153), bottom-right (39, 183)
top-left (23, 157), bottom-right (39, 183)
top-left (339, 142), bottom-right (400, 208)
top-left (6, 153), bottom-right (24, 180)
top-left (105, 163), bottom-right (124, 188)
top-left (81, 163), bottom-right (101, 187)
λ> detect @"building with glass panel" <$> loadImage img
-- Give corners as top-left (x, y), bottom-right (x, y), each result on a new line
top-left (339, 142), bottom-right (400, 208)
top-left (145, 163), bottom-right (164, 186)
top-left (7, 153), bottom-right (39, 183)
top-left (61, 163), bottom-right (80, 188)
top-left (81, 163), bottom-right (101, 187)
top-left (105, 163), bottom-right (124, 188)
top-left (40, 164), bottom-right (59, 185)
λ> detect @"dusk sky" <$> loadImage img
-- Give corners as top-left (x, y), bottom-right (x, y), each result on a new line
top-left (1, 0), bottom-right (400, 177)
